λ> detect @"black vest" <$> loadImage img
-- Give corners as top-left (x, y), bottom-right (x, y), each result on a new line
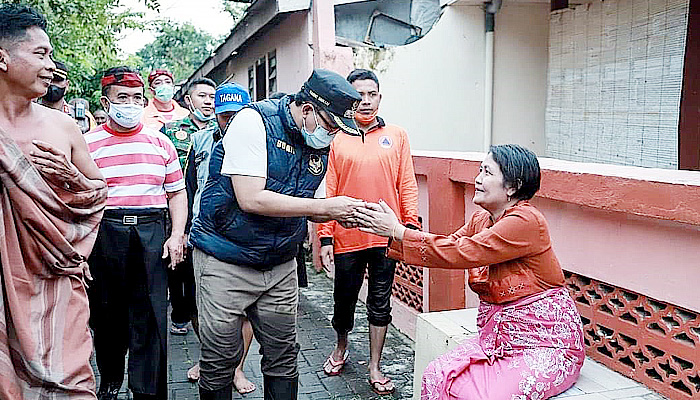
top-left (189, 97), bottom-right (329, 270)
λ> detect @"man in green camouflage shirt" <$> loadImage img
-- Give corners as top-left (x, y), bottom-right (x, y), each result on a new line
top-left (162, 78), bottom-right (217, 171)
top-left (161, 77), bottom-right (217, 336)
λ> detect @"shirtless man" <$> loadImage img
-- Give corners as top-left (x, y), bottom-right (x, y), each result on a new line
top-left (0, 4), bottom-right (106, 399)
top-left (0, 7), bottom-right (101, 179)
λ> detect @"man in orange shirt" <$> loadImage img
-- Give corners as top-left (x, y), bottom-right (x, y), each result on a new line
top-left (142, 68), bottom-right (189, 130)
top-left (318, 69), bottom-right (420, 395)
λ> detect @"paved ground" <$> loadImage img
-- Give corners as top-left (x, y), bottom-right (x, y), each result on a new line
top-left (95, 265), bottom-right (415, 399)
top-left (92, 263), bottom-right (669, 400)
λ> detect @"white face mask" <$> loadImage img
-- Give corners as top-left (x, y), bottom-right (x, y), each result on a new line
top-left (107, 101), bottom-right (144, 129)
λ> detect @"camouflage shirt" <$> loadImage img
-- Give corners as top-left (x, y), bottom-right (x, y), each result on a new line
top-left (161, 115), bottom-right (216, 172)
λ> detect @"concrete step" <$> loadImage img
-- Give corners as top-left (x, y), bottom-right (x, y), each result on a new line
top-left (414, 308), bottom-right (667, 400)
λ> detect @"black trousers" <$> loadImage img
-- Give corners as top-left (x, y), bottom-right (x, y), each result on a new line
top-left (331, 247), bottom-right (396, 335)
top-left (167, 251), bottom-right (197, 326)
top-left (87, 209), bottom-right (168, 398)
top-left (296, 244), bottom-right (308, 288)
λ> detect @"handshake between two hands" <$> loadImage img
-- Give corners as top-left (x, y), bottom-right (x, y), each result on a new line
top-left (326, 197), bottom-right (402, 240)
top-left (320, 198), bottom-right (406, 270)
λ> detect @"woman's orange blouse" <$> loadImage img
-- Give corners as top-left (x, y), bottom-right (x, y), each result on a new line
top-left (387, 201), bottom-right (565, 304)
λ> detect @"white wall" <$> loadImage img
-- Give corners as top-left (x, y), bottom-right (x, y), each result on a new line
top-left (492, 3), bottom-right (551, 154)
top-left (353, 2), bottom-right (550, 154)
top-left (225, 12), bottom-right (314, 96)
top-left (355, 5), bottom-right (486, 152)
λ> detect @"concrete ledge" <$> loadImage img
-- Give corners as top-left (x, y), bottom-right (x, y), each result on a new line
top-left (413, 308), bottom-right (666, 400)
top-left (413, 151), bottom-right (700, 226)
top-left (413, 308), bottom-right (479, 399)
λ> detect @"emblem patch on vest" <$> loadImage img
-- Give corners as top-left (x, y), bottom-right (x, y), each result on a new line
top-left (379, 135), bottom-right (393, 149)
top-left (175, 130), bottom-right (189, 141)
top-left (308, 154), bottom-right (324, 176)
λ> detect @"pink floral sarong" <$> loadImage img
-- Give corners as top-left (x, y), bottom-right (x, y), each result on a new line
top-left (421, 287), bottom-right (585, 400)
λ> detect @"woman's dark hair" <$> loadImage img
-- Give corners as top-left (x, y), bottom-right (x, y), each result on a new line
top-left (0, 4), bottom-right (47, 45)
top-left (347, 69), bottom-right (379, 89)
top-left (489, 144), bottom-right (540, 200)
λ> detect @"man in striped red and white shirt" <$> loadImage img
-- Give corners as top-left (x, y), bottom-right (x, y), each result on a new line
top-left (84, 66), bottom-right (187, 400)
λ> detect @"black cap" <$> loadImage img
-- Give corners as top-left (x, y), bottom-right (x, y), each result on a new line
top-left (301, 69), bottom-right (362, 136)
top-left (52, 60), bottom-right (68, 82)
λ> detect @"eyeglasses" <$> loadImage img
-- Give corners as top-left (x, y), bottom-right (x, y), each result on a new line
top-left (316, 110), bottom-right (341, 135)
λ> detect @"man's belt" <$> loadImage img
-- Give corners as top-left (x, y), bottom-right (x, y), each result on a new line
top-left (102, 210), bottom-right (165, 225)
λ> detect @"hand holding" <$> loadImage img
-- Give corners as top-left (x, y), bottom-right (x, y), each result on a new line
top-left (323, 196), bottom-right (365, 222)
top-left (30, 140), bottom-right (80, 188)
top-left (320, 245), bottom-right (334, 270)
top-left (162, 233), bottom-right (186, 269)
top-left (355, 200), bottom-right (405, 240)
top-left (338, 219), bottom-right (361, 229)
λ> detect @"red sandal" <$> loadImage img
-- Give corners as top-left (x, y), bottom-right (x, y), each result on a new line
top-left (322, 350), bottom-right (348, 376)
top-left (368, 377), bottom-right (395, 395)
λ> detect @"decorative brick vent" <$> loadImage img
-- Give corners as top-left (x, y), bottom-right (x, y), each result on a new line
top-left (565, 271), bottom-right (700, 399)
top-left (392, 262), bottom-right (424, 312)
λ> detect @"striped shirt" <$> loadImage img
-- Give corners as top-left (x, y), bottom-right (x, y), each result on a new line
top-left (85, 123), bottom-right (185, 209)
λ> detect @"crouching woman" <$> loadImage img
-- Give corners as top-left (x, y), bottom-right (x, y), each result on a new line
top-left (354, 144), bottom-right (585, 400)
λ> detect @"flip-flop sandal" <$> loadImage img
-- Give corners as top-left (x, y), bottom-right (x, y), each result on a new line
top-left (369, 377), bottom-right (395, 395)
top-left (170, 322), bottom-right (188, 335)
top-left (322, 350), bottom-right (348, 376)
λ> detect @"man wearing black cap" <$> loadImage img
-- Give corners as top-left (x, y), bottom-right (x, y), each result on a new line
top-left (39, 59), bottom-right (71, 113)
top-left (189, 69), bottom-right (364, 400)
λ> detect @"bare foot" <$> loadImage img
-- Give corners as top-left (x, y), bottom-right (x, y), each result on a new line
top-left (234, 368), bottom-right (256, 394)
top-left (187, 363), bottom-right (200, 381)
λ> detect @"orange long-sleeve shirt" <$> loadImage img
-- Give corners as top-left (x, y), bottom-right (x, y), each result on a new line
top-left (318, 118), bottom-right (420, 254)
top-left (387, 202), bottom-right (565, 304)
top-left (142, 100), bottom-right (189, 131)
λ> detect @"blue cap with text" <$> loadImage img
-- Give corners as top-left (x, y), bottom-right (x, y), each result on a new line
top-left (215, 83), bottom-right (251, 114)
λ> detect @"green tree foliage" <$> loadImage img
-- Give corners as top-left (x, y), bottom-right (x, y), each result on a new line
top-left (135, 1), bottom-right (250, 87)
top-left (222, 1), bottom-right (249, 24)
top-left (6, 0), bottom-right (157, 108)
top-left (136, 20), bottom-right (218, 84)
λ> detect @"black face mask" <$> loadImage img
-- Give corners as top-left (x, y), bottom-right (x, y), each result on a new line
top-left (42, 85), bottom-right (66, 103)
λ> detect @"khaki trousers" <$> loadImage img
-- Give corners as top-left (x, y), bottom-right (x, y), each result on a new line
top-left (193, 248), bottom-right (299, 391)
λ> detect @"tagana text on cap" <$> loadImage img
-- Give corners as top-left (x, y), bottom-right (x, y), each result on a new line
top-left (215, 83), bottom-right (251, 114)
top-left (302, 69), bottom-right (362, 136)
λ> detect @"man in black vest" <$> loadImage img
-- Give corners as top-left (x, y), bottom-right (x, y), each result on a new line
top-left (189, 69), bottom-right (363, 400)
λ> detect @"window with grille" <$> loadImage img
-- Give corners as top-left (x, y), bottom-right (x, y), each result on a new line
top-left (247, 50), bottom-right (278, 101)
top-left (268, 50), bottom-right (277, 95)
top-left (248, 66), bottom-right (254, 100)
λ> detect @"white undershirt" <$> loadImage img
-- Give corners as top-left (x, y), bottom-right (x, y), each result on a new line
top-left (221, 107), bottom-right (325, 198)
top-left (221, 108), bottom-right (268, 178)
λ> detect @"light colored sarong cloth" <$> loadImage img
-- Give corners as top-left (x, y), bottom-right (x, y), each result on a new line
top-left (421, 287), bottom-right (585, 400)
top-left (0, 128), bottom-right (107, 400)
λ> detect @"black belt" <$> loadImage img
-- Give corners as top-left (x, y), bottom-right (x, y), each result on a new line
top-left (103, 210), bottom-right (166, 225)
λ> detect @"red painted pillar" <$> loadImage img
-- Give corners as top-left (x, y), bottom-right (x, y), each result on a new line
top-left (415, 158), bottom-right (467, 312)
